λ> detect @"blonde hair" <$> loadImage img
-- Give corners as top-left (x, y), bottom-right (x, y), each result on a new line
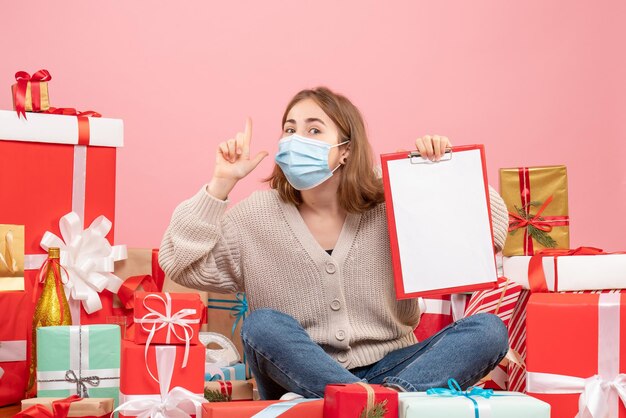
top-left (266, 87), bottom-right (384, 213)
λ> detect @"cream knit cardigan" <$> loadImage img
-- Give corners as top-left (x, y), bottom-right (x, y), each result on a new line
top-left (159, 186), bottom-right (508, 369)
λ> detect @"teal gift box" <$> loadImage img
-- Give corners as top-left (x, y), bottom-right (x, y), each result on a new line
top-left (398, 390), bottom-right (551, 418)
top-left (205, 362), bottom-right (246, 381)
top-left (36, 325), bottom-right (121, 407)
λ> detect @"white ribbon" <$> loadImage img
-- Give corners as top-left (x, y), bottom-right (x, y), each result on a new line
top-left (0, 340), bottom-right (27, 381)
top-left (250, 399), bottom-right (319, 418)
top-left (527, 293), bottom-right (626, 418)
top-left (38, 212), bottom-right (127, 318)
top-left (134, 293), bottom-right (199, 382)
top-left (114, 346), bottom-right (206, 418)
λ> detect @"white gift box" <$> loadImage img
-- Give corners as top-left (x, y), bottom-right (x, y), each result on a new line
top-left (503, 254), bottom-right (626, 291)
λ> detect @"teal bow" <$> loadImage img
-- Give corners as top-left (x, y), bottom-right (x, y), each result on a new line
top-left (427, 379), bottom-right (493, 418)
top-left (207, 292), bottom-right (248, 336)
top-left (207, 292), bottom-right (250, 378)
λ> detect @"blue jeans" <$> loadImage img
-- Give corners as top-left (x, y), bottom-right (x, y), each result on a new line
top-left (241, 309), bottom-right (509, 400)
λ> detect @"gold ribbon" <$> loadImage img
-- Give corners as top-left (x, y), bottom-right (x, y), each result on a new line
top-left (355, 382), bottom-right (375, 415)
top-left (0, 230), bottom-right (17, 274)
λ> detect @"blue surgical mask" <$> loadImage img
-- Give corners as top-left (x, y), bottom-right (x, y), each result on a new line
top-left (275, 134), bottom-right (350, 190)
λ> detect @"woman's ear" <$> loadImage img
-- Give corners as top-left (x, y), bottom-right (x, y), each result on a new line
top-left (341, 142), bottom-right (351, 163)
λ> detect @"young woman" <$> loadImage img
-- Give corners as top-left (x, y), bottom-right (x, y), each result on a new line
top-left (160, 87), bottom-right (510, 400)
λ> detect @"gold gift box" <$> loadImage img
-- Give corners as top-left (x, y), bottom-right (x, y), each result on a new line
top-left (11, 81), bottom-right (50, 113)
top-left (500, 165), bottom-right (569, 256)
top-left (0, 224), bottom-right (25, 291)
top-left (20, 397), bottom-right (114, 417)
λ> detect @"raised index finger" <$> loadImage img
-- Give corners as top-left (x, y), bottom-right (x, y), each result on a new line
top-left (243, 117), bottom-right (252, 159)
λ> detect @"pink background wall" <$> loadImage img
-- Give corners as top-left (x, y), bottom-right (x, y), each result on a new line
top-left (3, 1), bottom-right (625, 250)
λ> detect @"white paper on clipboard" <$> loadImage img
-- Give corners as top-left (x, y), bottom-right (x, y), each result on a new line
top-left (384, 147), bottom-right (497, 297)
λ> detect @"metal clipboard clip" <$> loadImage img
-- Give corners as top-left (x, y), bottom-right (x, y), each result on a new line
top-left (408, 148), bottom-right (453, 164)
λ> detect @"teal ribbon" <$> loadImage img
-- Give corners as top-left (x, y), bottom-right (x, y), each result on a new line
top-left (426, 379), bottom-right (493, 418)
top-left (207, 292), bottom-right (248, 336)
top-left (206, 292), bottom-right (250, 377)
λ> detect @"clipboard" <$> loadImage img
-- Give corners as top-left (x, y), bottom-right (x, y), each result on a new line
top-left (381, 144), bottom-right (498, 299)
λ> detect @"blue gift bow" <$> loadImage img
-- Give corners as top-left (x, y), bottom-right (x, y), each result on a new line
top-left (206, 292), bottom-right (250, 377)
top-left (426, 379), bottom-right (494, 418)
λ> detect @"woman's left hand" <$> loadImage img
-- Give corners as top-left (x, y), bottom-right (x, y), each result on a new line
top-left (415, 134), bottom-right (452, 161)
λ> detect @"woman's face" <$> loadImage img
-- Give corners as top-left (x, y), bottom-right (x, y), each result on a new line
top-left (282, 98), bottom-right (348, 169)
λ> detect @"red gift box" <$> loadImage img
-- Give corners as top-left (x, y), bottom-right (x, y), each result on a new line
top-left (414, 294), bottom-right (467, 341)
top-left (324, 383), bottom-right (398, 418)
top-left (133, 292), bottom-right (203, 346)
top-left (0, 109), bottom-right (124, 325)
top-left (201, 399), bottom-right (323, 418)
top-left (526, 292), bottom-right (626, 417)
top-left (120, 339), bottom-right (204, 395)
top-left (0, 291), bottom-right (30, 406)
top-left (118, 340), bottom-right (205, 417)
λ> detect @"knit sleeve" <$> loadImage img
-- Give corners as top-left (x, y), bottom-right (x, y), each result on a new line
top-left (489, 185), bottom-right (508, 252)
top-left (158, 186), bottom-right (243, 293)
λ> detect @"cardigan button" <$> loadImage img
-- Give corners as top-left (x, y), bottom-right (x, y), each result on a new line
top-left (330, 299), bottom-right (341, 311)
top-left (338, 352), bottom-right (348, 363)
top-left (325, 262), bottom-right (337, 274)
top-left (336, 330), bottom-right (346, 341)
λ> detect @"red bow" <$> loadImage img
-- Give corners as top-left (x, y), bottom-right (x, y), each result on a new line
top-left (44, 107), bottom-right (102, 145)
top-left (14, 69), bottom-right (52, 119)
top-left (15, 395), bottom-right (81, 418)
top-left (528, 247), bottom-right (610, 292)
top-left (508, 195), bottom-right (555, 233)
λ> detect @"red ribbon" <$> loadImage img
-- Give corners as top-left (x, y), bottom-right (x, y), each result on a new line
top-left (509, 167), bottom-right (570, 255)
top-left (44, 107), bottom-right (102, 146)
top-left (528, 247), bottom-right (613, 292)
top-left (152, 248), bottom-right (165, 291)
top-left (219, 381), bottom-right (233, 399)
top-left (15, 395), bottom-right (82, 418)
top-left (14, 69), bottom-right (51, 119)
top-left (115, 250), bottom-right (166, 340)
top-left (32, 257), bottom-right (70, 324)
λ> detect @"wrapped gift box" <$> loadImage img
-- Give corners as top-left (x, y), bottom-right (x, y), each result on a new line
top-left (526, 292), bottom-right (626, 417)
top-left (0, 109), bottom-right (124, 324)
top-left (324, 383), bottom-right (398, 418)
top-left (205, 380), bottom-right (254, 401)
top-left (206, 362), bottom-right (246, 382)
top-left (118, 341), bottom-right (205, 418)
top-left (120, 339), bottom-right (204, 396)
top-left (503, 251), bottom-right (626, 291)
top-left (463, 277), bottom-right (523, 390)
top-left (0, 224), bottom-right (25, 291)
top-left (11, 70), bottom-right (51, 114)
top-left (20, 397), bottom-right (113, 417)
top-left (133, 292), bottom-right (204, 346)
top-left (0, 291), bottom-right (30, 406)
top-left (414, 294), bottom-right (467, 341)
top-left (500, 165), bottom-right (569, 256)
top-left (201, 399), bottom-right (323, 418)
top-left (36, 325), bottom-right (120, 406)
top-left (398, 391), bottom-right (550, 417)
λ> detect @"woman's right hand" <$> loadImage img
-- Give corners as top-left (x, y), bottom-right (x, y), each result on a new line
top-left (208, 118), bottom-right (268, 200)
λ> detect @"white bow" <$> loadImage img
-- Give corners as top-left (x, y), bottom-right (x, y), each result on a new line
top-left (527, 372), bottom-right (626, 418)
top-left (115, 346), bottom-right (206, 418)
top-left (39, 212), bottom-right (127, 314)
top-left (578, 374), bottom-right (626, 418)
